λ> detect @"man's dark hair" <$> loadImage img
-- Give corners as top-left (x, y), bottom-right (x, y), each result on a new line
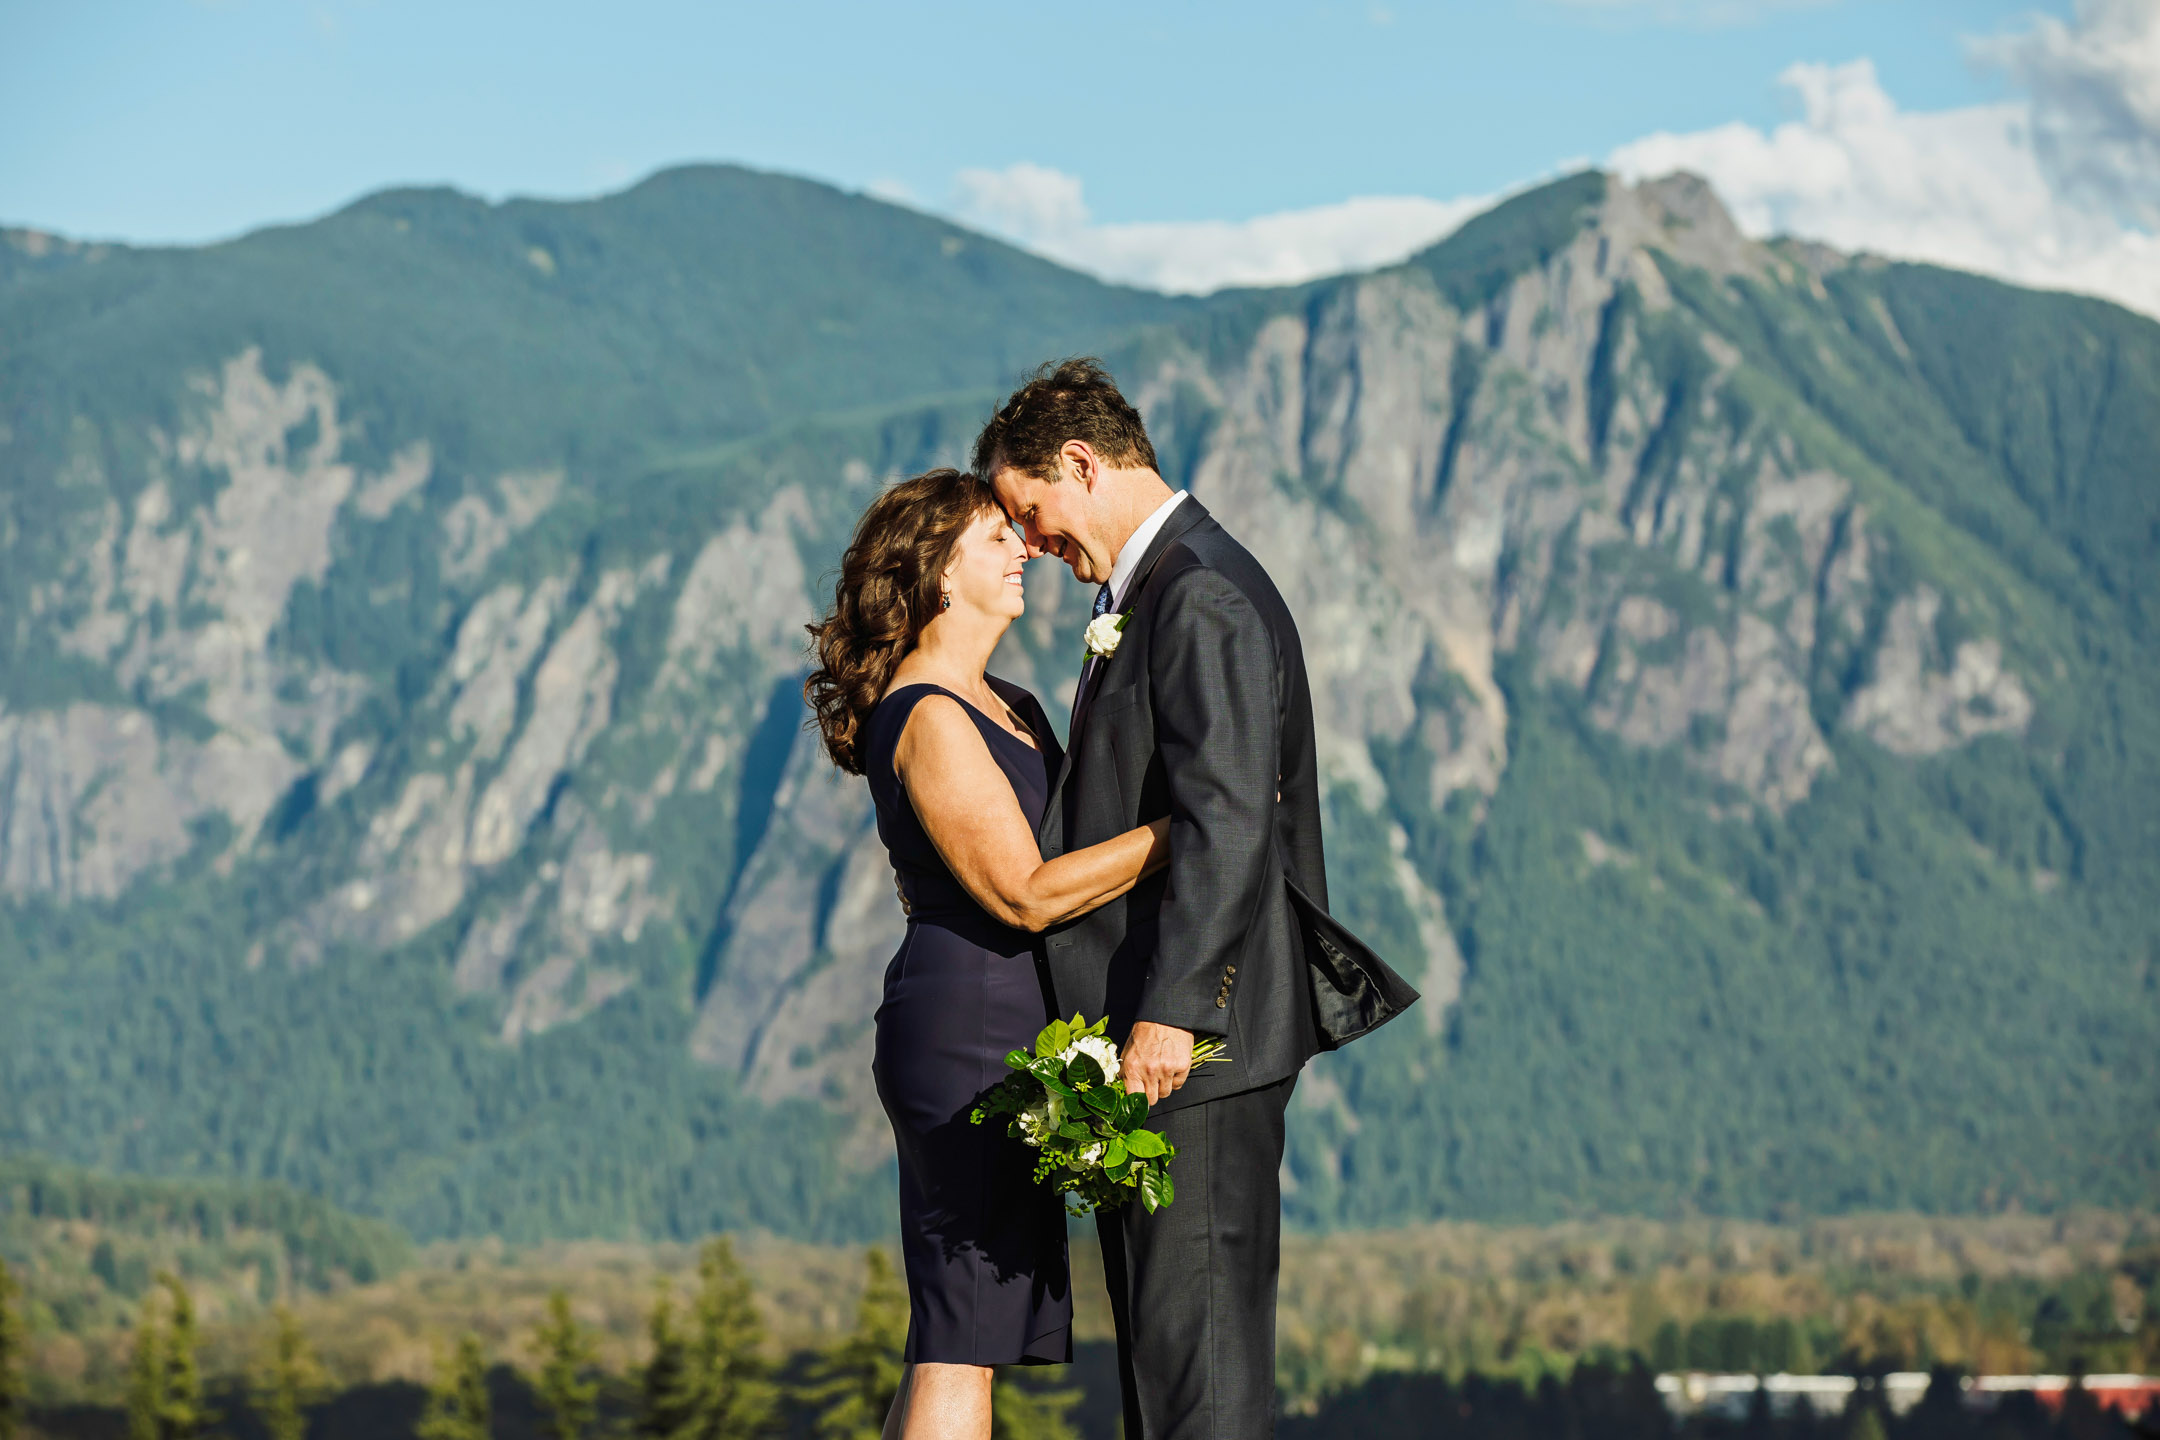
top-left (971, 357), bottom-right (1159, 481)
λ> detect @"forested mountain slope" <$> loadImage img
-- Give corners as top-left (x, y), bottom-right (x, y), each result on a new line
top-left (0, 167), bottom-right (2151, 1241)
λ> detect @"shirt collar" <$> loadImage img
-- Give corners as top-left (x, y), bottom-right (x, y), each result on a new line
top-left (1106, 490), bottom-right (1188, 610)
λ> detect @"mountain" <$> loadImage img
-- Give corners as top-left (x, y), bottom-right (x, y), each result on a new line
top-left (0, 165), bottom-right (2152, 1242)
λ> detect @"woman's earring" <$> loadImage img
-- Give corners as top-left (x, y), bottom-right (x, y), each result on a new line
top-left (939, 592), bottom-right (951, 612)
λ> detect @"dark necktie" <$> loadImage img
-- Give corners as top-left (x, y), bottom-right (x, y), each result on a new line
top-left (1073, 583), bottom-right (1117, 730)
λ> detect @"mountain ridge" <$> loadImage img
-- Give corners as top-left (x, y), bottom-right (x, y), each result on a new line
top-left (1, 164), bottom-right (2152, 1240)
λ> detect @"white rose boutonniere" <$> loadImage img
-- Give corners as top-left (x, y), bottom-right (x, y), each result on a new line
top-left (1084, 612), bottom-right (1129, 660)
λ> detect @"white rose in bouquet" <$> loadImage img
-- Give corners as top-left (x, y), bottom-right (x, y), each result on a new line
top-left (1060, 1033), bottom-right (1122, 1085)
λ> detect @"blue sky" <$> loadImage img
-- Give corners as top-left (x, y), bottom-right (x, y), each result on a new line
top-left (7, 0), bottom-right (2156, 317)
top-left (4, 0), bottom-right (2058, 240)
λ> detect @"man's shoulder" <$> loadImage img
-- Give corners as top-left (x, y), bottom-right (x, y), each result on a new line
top-left (1153, 515), bottom-right (1297, 637)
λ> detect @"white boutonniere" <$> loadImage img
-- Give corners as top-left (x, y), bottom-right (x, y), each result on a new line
top-left (1084, 612), bottom-right (1130, 660)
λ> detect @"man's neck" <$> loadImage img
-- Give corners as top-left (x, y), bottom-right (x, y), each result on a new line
top-left (1101, 471), bottom-right (1177, 575)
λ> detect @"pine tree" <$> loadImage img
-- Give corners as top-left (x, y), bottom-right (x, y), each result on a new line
top-left (800, 1249), bottom-right (908, 1440)
top-left (0, 1258), bottom-right (26, 1440)
top-left (126, 1297), bottom-right (164, 1440)
top-left (416, 1335), bottom-right (491, 1440)
top-left (156, 1275), bottom-right (207, 1440)
top-left (687, 1238), bottom-right (777, 1440)
top-left (990, 1373), bottom-right (1081, 1440)
top-left (634, 1282), bottom-right (697, 1440)
top-left (254, 1306), bottom-right (324, 1440)
top-left (533, 1290), bottom-right (599, 1440)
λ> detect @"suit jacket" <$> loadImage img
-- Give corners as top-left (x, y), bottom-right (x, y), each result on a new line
top-left (1037, 499), bottom-right (1330, 1114)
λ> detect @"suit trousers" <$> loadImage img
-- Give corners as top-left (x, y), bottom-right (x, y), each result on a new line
top-left (1096, 1074), bottom-right (1296, 1440)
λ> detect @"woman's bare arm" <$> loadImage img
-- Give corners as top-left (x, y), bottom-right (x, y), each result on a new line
top-left (894, 695), bottom-right (1168, 932)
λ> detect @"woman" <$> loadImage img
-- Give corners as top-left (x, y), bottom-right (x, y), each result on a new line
top-left (805, 468), bottom-right (1168, 1440)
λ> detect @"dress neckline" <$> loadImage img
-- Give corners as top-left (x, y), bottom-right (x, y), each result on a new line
top-left (886, 682), bottom-right (1042, 755)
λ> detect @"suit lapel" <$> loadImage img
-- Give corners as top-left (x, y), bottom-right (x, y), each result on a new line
top-left (1038, 500), bottom-right (1212, 842)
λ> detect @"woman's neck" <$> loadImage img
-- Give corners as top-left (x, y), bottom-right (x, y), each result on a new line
top-left (898, 612), bottom-right (1006, 694)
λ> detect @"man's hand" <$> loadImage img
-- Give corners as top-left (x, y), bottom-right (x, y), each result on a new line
top-left (1121, 1021), bottom-right (1196, 1105)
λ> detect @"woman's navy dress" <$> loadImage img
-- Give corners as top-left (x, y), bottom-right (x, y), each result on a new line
top-left (866, 678), bottom-right (1072, 1366)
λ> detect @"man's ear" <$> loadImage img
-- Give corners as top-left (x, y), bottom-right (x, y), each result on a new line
top-left (1062, 440), bottom-right (1100, 491)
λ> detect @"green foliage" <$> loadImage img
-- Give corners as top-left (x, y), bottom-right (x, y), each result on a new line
top-left (0, 896), bottom-right (890, 1244)
top-left (416, 1335), bottom-right (492, 1440)
top-left (253, 1306), bottom-right (322, 1440)
top-left (800, 1249), bottom-right (907, 1440)
top-left (0, 1156), bottom-right (409, 1290)
top-left (126, 1307), bottom-right (162, 1440)
top-left (157, 1275), bottom-right (207, 1440)
top-left (123, 1276), bottom-right (210, 1440)
top-left (532, 1290), bottom-right (600, 1440)
top-left (682, 1237), bottom-right (777, 1439)
top-left (634, 1284), bottom-right (697, 1439)
top-left (990, 1371), bottom-right (1082, 1440)
top-left (0, 1259), bottom-right (22, 1440)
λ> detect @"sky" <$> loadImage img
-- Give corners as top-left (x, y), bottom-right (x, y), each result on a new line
top-left (5, 0), bottom-right (2158, 316)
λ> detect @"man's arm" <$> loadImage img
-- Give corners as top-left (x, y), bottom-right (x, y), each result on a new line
top-left (1134, 564), bottom-right (1279, 1049)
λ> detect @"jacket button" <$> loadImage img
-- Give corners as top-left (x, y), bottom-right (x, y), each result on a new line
top-left (1215, 996), bottom-right (1227, 1008)
top-left (1226, 966), bottom-right (1236, 974)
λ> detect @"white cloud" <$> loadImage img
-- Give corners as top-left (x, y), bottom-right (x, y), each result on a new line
top-left (949, 163), bottom-right (1488, 295)
top-left (1980, 0), bottom-right (2160, 228)
top-left (1608, 38), bottom-right (2160, 318)
top-left (938, 3), bottom-right (2160, 318)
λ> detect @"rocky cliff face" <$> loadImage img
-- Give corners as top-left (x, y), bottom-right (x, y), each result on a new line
top-left (2, 168), bottom-right (2151, 1235)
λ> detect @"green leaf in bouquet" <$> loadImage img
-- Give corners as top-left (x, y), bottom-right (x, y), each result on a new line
top-left (1123, 1128), bottom-right (1168, 1159)
top-left (1102, 1136), bottom-right (1127, 1169)
top-left (1139, 1166), bottom-right (1168, 1213)
top-left (1057, 1122), bottom-right (1091, 1142)
top-left (1067, 1053), bottom-right (1104, 1090)
top-left (1114, 1091), bottom-right (1150, 1131)
top-left (1005, 1049), bottom-right (1032, 1070)
top-left (1082, 1086), bottom-right (1120, 1117)
top-left (1036, 1019), bottom-right (1073, 1058)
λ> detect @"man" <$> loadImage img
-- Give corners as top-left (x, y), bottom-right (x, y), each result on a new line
top-left (975, 358), bottom-right (1328, 1440)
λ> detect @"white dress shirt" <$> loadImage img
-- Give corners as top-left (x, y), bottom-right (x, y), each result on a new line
top-left (1105, 489), bottom-right (1189, 611)
top-left (1075, 490), bottom-right (1190, 712)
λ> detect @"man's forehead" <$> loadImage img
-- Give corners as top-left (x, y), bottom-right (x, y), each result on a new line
top-left (989, 464), bottom-right (1046, 499)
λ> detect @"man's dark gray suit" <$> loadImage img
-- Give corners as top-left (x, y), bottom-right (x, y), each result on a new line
top-left (1037, 498), bottom-right (1323, 1440)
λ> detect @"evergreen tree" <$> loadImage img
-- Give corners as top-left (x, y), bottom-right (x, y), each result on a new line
top-left (416, 1335), bottom-right (491, 1440)
top-left (533, 1290), bottom-right (600, 1440)
top-left (254, 1306), bottom-right (323, 1440)
top-left (989, 1373), bottom-right (1080, 1440)
top-left (634, 1282), bottom-right (697, 1440)
top-left (156, 1275), bottom-right (207, 1440)
top-left (126, 1298), bottom-right (164, 1440)
top-left (800, 1249), bottom-right (908, 1440)
top-left (687, 1238), bottom-right (777, 1440)
top-left (0, 1258), bottom-right (24, 1440)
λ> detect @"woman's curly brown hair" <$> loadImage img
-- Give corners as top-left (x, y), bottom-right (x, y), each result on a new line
top-left (804, 468), bottom-right (999, 774)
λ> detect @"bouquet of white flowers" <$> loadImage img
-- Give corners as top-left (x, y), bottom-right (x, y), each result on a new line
top-left (969, 1013), bottom-right (1226, 1215)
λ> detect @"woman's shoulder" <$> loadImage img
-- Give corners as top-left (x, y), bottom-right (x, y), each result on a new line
top-left (864, 682), bottom-right (949, 770)
top-left (869, 681), bottom-right (951, 734)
